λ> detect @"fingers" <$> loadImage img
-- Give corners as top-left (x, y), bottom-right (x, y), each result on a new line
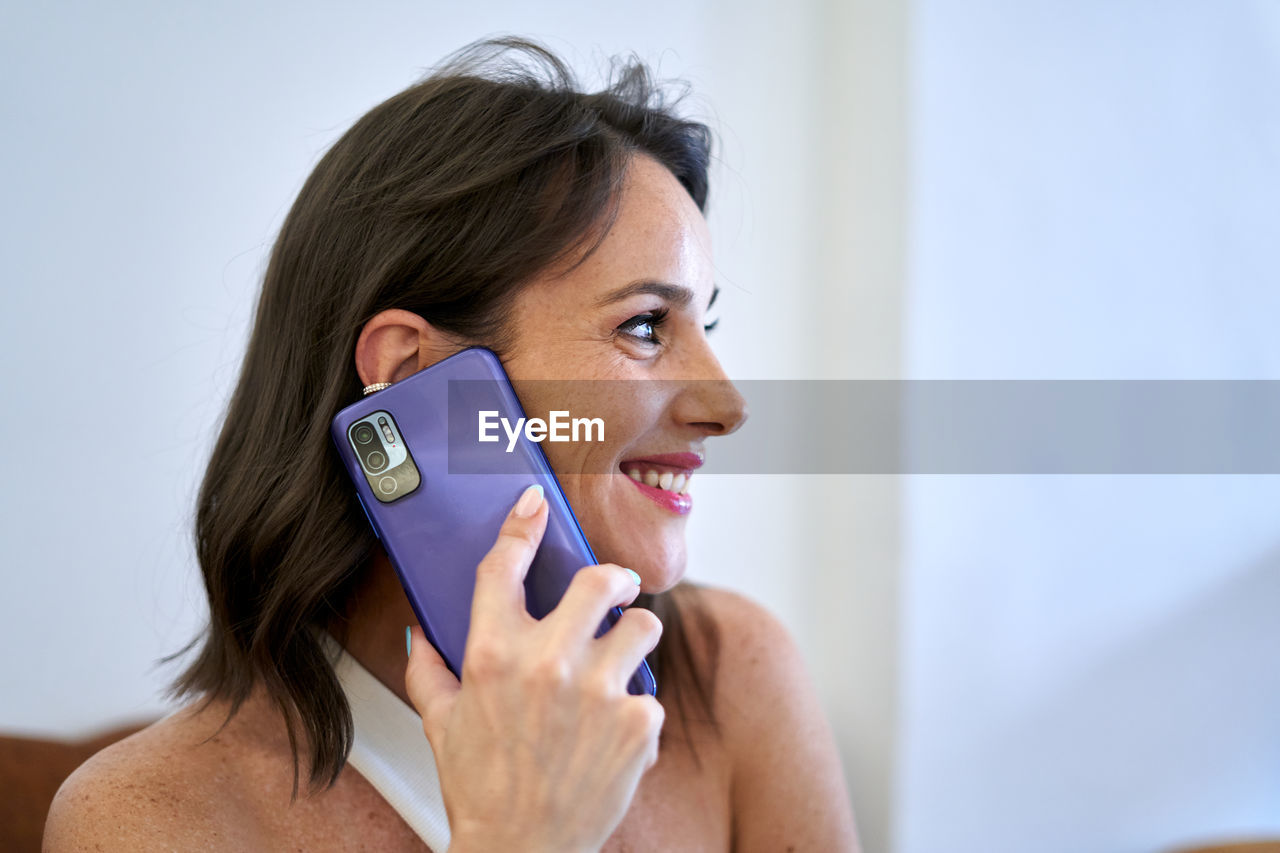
top-left (470, 484), bottom-right (549, 633)
top-left (591, 606), bottom-right (663, 686)
top-left (628, 695), bottom-right (666, 772)
top-left (405, 625), bottom-right (460, 746)
top-left (545, 563), bottom-right (643, 647)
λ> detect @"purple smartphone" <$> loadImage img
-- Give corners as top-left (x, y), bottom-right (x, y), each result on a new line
top-left (330, 346), bottom-right (657, 697)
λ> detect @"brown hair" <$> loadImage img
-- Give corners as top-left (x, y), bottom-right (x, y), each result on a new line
top-left (173, 38), bottom-right (720, 792)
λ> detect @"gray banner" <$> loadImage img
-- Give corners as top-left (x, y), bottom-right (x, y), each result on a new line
top-left (445, 380), bottom-right (1280, 474)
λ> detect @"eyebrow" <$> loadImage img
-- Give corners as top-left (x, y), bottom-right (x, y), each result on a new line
top-left (596, 280), bottom-right (720, 311)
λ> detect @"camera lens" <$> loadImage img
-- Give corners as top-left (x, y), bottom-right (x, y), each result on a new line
top-left (378, 476), bottom-right (398, 495)
top-left (354, 424), bottom-right (375, 445)
top-left (366, 450), bottom-right (387, 471)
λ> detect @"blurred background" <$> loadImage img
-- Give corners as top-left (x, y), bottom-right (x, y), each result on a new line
top-left (2, 2), bottom-right (1278, 851)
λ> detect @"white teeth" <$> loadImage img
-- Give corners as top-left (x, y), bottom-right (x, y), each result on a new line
top-left (625, 467), bottom-right (692, 494)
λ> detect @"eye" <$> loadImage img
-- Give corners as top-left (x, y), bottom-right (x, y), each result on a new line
top-left (703, 318), bottom-right (719, 334)
top-left (617, 309), bottom-right (669, 345)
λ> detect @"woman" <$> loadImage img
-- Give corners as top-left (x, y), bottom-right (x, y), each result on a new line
top-left (45, 39), bottom-right (858, 851)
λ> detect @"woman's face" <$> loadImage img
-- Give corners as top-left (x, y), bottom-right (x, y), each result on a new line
top-left (500, 155), bottom-right (747, 593)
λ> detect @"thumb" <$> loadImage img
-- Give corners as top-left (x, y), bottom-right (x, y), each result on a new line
top-left (404, 625), bottom-right (460, 747)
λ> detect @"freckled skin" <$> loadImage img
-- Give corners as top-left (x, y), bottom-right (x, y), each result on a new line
top-left (42, 156), bottom-right (859, 852)
top-left (500, 155), bottom-right (744, 594)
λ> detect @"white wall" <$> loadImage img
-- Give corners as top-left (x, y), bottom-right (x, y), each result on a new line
top-left (7, 2), bottom-right (1278, 852)
top-left (0, 0), bottom-right (816, 733)
top-left (899, 2), bottom-right (1280, 851)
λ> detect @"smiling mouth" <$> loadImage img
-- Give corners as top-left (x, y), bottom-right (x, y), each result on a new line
top-left (622, 464), bottom-right (691, 494)
top-left (618, 453), bottom-right (703, 515)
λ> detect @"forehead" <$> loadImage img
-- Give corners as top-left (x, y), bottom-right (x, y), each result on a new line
top-left (544, 154), bottom-right (714, 302)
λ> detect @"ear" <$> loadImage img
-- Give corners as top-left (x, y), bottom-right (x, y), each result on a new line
top-left (354, 309), bottom-right (460, 387)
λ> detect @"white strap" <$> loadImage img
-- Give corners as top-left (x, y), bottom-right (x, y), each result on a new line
top-left (331, 643), bottom-right (453, 851)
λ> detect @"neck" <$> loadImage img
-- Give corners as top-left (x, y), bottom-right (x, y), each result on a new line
top-left (340, 549), bottom-right (419, 706)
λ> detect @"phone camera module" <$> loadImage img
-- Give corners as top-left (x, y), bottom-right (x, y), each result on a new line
top-left (351, 410), bottom-right (420, 503)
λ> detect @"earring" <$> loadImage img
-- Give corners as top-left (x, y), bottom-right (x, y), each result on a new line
top-left (362, 382), bottom-right (393, 396)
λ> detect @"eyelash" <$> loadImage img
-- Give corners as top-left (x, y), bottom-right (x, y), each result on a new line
top-left (616, 309), bottom-right (719, 345)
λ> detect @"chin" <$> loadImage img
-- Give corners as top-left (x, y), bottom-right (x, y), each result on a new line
top-left (560, 471), bottom-right (692, 595)
top-left (626, 547), bottom-right (686, 595)
top-left (577, 511), bottom-right (684, 591)
top-left (573, 521), bottom-right (687, 595)
top-left (584, 510), bottom-right (689, 595)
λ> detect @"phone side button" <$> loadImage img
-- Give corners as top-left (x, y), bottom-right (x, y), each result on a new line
top-left (356, 493), bottom-right (379, 539)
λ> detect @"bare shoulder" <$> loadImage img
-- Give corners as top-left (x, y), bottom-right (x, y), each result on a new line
top-left (679, 583), bottom-right (809, 711)
top-left (679, 583), bottom-right (861, 851)
top-left (668, 582), bottom-right (818, 741)
top-left (43, 706), bottom-right (255, 851)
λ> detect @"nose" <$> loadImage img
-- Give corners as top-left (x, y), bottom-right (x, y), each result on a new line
top-left (671, 343), bottom-right (748, 437)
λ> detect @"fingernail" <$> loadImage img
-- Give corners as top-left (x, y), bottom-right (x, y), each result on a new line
top-left (624, 568), bottom-right (642, 586)
top-left (513, 483), bottom-right (544, 518)
top-left (405, 626), bottom-right (412, 659)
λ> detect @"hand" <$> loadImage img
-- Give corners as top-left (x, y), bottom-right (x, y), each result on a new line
top-left (405, 484), bottom-right (664, 853)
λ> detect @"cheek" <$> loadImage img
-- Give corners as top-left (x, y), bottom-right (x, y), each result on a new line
top-left (538, 454), bottom-right (689, 591)
top-left (512, 386), bottom-right (689, 588)
top-left (586, 506), bottom-right (689, 592)
top-left (533, 386), bottom-right (654, 476)
top-left (564, 472), bottom-right (690, 592)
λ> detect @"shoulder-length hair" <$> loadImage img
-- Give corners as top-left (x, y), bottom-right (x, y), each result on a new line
top-left (173, 38), bottom-right (720, 792)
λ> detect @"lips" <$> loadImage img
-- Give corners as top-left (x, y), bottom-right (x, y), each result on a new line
top-left (621, 452), bottom-right (704, 471)
top-left (618, 452), bottom-right (703, 515)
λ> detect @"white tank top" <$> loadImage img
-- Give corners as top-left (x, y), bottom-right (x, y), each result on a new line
top-left (330, 641), bottom-right (452, 852)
